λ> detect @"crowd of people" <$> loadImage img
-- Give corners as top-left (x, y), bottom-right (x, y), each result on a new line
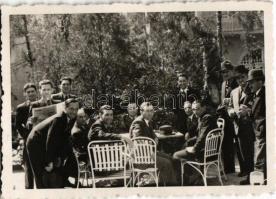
top-left (14, 60), bottom-right (266, 188)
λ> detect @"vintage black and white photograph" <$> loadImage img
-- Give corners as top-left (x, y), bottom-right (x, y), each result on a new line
top-left (1, 2), bottom-right (274, 197)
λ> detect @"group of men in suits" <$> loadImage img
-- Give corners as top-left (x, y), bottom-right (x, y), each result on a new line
top-left (219, 61), bottom-right (266, 185)
top-left (15, 63), bottom-right (266, 188)
top-left (15, 77), bottom-right (77, 188)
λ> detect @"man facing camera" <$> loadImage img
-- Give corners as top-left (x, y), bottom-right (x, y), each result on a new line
top-left (15, 83), bottom-right (38, 189)
top-left (26, 98), bottom-right (79, 188)
top-left (129, 102), bottom-right (177, 186)
top-left (51, 76), bottom-right (77, 103)
top-left (88, 105), bottom-right (132, 145)
top-left (173, 100), bottom-right (216, 161)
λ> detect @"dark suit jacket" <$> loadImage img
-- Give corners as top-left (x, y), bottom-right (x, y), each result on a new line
top-left (15, 101), bottom-right (32, 140)
top-left (129, 115), bottom-right (157, 140)
top-left (186, 114), bottom-right (198, 138)
top-left (193, 112), bottom-right (216, 156)
top-left (221, 78), bottom-right (239, 102)
top-left (171, 87), bottom-right (199, 133)
top-left (119, 113), bottom-right (137, 132)
top-left (88, 119), bottom-right (121, 141)
top-left (71, 123), bottom-right (89, 154)
top-left (27, 112), bottom-right (75, 165)
top-left (251, 86), bottom-right (266, 139)
top-left (51, 92), bottom-right (77, 103)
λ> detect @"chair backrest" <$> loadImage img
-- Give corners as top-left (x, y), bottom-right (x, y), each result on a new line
top-left (204, 128), bottom-right (223, 162)
top-left (217, 118), bottom-right (225, 129)
top-left (87, 140), bottom-right (127, 172)
top-left (131, 137), bottom-right (157, 169)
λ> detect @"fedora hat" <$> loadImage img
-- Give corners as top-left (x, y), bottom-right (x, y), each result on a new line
top-left (221, 60), bottom-right (233, 72)
top-left (247, 69), bottom-right (265, 82)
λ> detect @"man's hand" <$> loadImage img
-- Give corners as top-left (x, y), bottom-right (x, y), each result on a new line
top-left (238, 104), bottom-right (251, 118)
top-left (228, 108), bottom-right (236, 118)
top-left (186, 146), bottom-right (195, 154)
top-left (45, 162), bottom-right (53, 172)
top-left (121, 136), bottom-right (133, 149)
top-left (185, 132), bottom-right (190, 141)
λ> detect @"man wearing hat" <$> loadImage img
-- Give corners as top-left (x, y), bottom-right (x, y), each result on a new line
top-left (220, 60), bottom-right (239, 102)
top-left (240, 68), bottom-right (266, 185)
top-left (230, 65), bottom-right (255, 179)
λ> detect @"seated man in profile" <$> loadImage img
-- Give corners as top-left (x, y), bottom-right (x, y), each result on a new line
top-left (88, 105), bottom-right (132, 144)
top-left (173, 100), bottom-right (216, 161)
top-left (129, 102), bottom-right (177, 186)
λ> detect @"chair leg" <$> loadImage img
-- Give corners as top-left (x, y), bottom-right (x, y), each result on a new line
top-left (181, 162), bottom-right (184, 186)
top-left (220, 155), bottom-right (227, 181)
top-left (203, 166), bottom-right (207, 186)
top-left (77, 169), bottom-right (81, 188)
top-left (217, 162), bottom-right (223, 186)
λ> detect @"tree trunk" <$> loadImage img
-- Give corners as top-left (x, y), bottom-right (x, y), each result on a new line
top-left (22, 16), bottom-right (34, 81)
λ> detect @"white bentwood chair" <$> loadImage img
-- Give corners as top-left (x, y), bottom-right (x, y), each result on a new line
top-left (87, 140), bottom-right (132, 188)
top-left (131, 137), bottom-right (159, 187)
top-left (216, 118), bottom-right (227, 181)
top-left (181, 127), bottom-right (224, 186)
top-left (73, 148), bottom-right (92, 188)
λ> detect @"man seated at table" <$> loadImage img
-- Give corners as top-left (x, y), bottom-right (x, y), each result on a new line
top-left (88, 105), bottom-right (132, 144)
top-left (183, 101), bottom-right (198, 147)
top-left (173, 99), bottom-right (216, 161)
top-left (129, 102), bottom-right (177, 186)
top-left (119, 103), bottom-right (139, 132)
top-left (71, 108), bottom-right (90, 162)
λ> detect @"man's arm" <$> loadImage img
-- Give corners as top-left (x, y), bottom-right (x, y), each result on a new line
top-left (15, 105), bottom-right (29, 140)
top-left (193, 115), bottom-right (215, 153)
top-left (45, 118), bottom-right (61, 164)
top-left (88, 123), bottom-right (121, 141)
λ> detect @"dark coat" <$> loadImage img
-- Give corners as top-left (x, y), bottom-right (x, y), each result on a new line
top-left (251, 86), bottom-right (266, 139)
top-left (119, 113), bottom-right (137, 132)
top-left (193, 112), bottom-right (216, 156)
top-left (171, 87), bottom-right (199, 133)
top-left (129, 115), bottom-right (157, 140)
top-left (88, 119), bottom-right (121, 141)
top-left (51, 92), bottom-right (77, 103)
top-left (71, 122), bottom-right (89, 154)
top-left (221, 78), bottom-right (239, 102)
top-left (15, 101), bottom-right (32, 140)
top-left (27, 111), bottom-right (75, 165)
top-left (186, 114), bottom-right (198, 138)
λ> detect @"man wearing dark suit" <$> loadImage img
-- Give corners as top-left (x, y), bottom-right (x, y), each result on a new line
top-left (170, 74), bottom-right (199, 133)
top-left (15, 83), bottom-right (37, 189)
top-left (119, 103), bottom-right (138, 132)
top-left (129, 102), bottom-right (177, 186)
top-left (88, 105), bottom-right (132, 144)
top-left (229, 65), bottom-right (255, 178)
top-left (218, 60), bottom-right (238, 174)
top-left (27, 80), bottom-right (56, 129)
top-left (26, 99), bottom-right (79, 188)
top-left (173, 100), bottom-right (217, 161)
top-left (71, 108), bottom-right (90, 161)
top-left (240, 69), bottom-right (266, 185)
top-left (220, 61), bottom-right (239, 103)
top-left (183, 101), bottom-right (198, 147)
top-left (51, 76), bottom-right (77, 103)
